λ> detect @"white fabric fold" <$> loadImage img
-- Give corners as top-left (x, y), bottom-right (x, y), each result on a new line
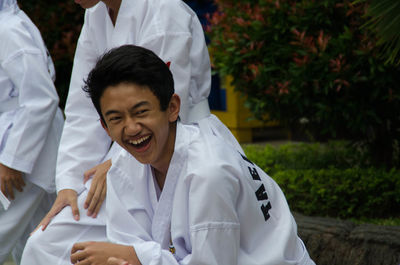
top-left (0, 191), bottom-right (10, 210)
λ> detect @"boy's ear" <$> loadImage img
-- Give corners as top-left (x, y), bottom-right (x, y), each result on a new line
top-left (100, 119), bottom-right (111, 137)
top-left (168, 94), bottom-right (180, 123)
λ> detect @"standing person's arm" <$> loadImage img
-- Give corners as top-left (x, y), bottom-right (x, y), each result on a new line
top-left (56, 15), bottom-right (110, 195)
top-left (35, 14), bottom-right (112, 229)
top-left (0, 19), bottom-right (59, 199)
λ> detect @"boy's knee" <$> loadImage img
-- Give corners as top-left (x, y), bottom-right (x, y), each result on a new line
top-left (24, 230), bottom-right (42, 252)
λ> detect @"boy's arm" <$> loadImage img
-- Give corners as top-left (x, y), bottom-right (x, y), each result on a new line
top-left (107, 257), bottom-right (132, 265)
top-left (181, 168), bottom-right (241, 265)
top-left (132, 172), bottom-right (241, 265)
top-left (135, 171), bottom-right (241, 265)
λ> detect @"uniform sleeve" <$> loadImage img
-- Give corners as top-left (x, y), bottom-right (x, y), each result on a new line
top-left (183, 168), bottom-right (241, 265)
top-left (55, 16), bottom-right (111, 193)
top-left (0, 23), bottom-right (59, 174)
top-left (133, 167), bottom-right (241, 265)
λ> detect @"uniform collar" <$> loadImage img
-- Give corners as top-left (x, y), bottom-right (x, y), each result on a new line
top-left (151, 122), bottom-right (189, 248)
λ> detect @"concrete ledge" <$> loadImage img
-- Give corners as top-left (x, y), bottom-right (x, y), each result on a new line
top-left (294, 213), bottom-right (400, 265)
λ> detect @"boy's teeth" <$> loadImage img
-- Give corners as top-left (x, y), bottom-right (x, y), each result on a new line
top-left (129, 135), bottom-right (150, 145)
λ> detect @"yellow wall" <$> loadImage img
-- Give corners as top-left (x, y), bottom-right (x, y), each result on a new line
top-left (211, 76), bottom-right (277, 143)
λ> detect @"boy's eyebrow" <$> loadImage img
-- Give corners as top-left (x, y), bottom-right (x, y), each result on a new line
top-left (104, 110), bottom-right (120, 117)
top-left (130, 101), bottom-right (150, 111)
top-left (104, 101), bottom-right (150, 117)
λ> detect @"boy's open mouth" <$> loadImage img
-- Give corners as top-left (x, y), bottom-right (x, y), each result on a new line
top-left (128, 135), bottom-right (152, 150)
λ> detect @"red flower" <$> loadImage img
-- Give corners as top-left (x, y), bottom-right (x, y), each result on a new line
top-left (329, 54), bottom-right (346, 73)
top-left (293, 53), bottom-right (309, 66)
top-left (249, 63), bottom-right (261, 78)
top-left (334, 79), bottom-right (350, 92)
top-left (317, 30), bottom-right (330, 52)
top-left (277, 81), bottom-right (290, 95)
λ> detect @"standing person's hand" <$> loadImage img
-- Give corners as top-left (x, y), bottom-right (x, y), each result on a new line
top-left (0, 163), bottom-right (25, 200)
top-left (32, 189), bottom-right (79, 233)
top-left (83, 159), bottom-right (112, 218)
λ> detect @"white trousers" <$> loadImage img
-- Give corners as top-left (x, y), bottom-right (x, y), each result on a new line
top-left (20, 187), bottom-right (107, 265)
top-left (0, 180), bottom-right (53, 265)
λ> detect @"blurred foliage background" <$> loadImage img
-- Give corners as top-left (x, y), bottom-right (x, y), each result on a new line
top-left (20, 1), bottom-right (84, 109)
top-left (206, 0), bottom-right (400, 168)
top-left (355, 0), bottom-right (400, 65)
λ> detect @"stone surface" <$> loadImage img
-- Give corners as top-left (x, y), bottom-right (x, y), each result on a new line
top-left (294, 213), bottom-right (400, 265)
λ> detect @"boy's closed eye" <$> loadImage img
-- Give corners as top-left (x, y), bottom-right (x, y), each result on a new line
top-left (109, 116), bottom-right (122, 123)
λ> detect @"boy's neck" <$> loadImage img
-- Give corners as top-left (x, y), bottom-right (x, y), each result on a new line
top-left (153, 168), bottom-right (166, 191)
top-left (151, 122), bottom-right (177, 190)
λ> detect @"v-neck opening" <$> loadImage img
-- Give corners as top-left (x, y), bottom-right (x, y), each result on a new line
top-left (150, 123), bottom-right (188, 248)
top-left (151, 167), bottom-right (162, 201)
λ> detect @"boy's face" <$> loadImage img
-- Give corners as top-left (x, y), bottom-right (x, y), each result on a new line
top-left (100, 82), bottom-right (180, 172)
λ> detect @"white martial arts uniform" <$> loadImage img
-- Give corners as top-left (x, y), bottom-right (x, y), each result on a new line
top-left (106, 122), bottom-right (315, 265)
top-left (0, 0), bottom-right (64, 264)
top-left (21, 0), bottom-right (240, 264)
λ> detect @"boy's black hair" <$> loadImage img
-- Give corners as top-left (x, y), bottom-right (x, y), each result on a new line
top-left (83, 45), bottom-right (174, 123)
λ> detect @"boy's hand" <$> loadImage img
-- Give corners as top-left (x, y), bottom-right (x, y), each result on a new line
top-left (71, 241), bottom-right (140, 265)
top-left (31, 189), bottom-right (79, 233)
top-left (83, 159), bottom-right (112, 218)
top-left (0, 163), bottom-right (25, 200)
top-left (107, 257), bottom-right (132, 265)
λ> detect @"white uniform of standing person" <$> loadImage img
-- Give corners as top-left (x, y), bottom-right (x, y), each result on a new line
top-left (21, 0), bottom-right (241, 264)
top-left (0, 0), bottom-right (64, 264)
top-left (106, 122), bottom-right (315, 265)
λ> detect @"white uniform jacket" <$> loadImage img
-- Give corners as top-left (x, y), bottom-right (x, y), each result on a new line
top-left (56, 0), bottom-right (219, 193)
top-left (106, 123), bottom-right (315, 265)
top-left (0, 1), bottom-right (64, 193)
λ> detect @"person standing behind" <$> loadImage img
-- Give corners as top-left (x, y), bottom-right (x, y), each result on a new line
top-left (0, 0), bottom-right (64, 264)
top-left (21, 0), bottom-right (241, 264)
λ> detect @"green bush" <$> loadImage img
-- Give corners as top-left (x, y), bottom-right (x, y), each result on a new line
top-left (243, 142), bottom-right (400, 219)
top-left (274, 168), bottom-right (400, 219)
top-left (208, 0), bottom-right (400, 168)
top-left (244, 141), bottom-right (372, 174)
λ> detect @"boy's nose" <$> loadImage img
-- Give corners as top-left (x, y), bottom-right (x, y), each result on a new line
top-left (124, 118), bottom-right (140, 135)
